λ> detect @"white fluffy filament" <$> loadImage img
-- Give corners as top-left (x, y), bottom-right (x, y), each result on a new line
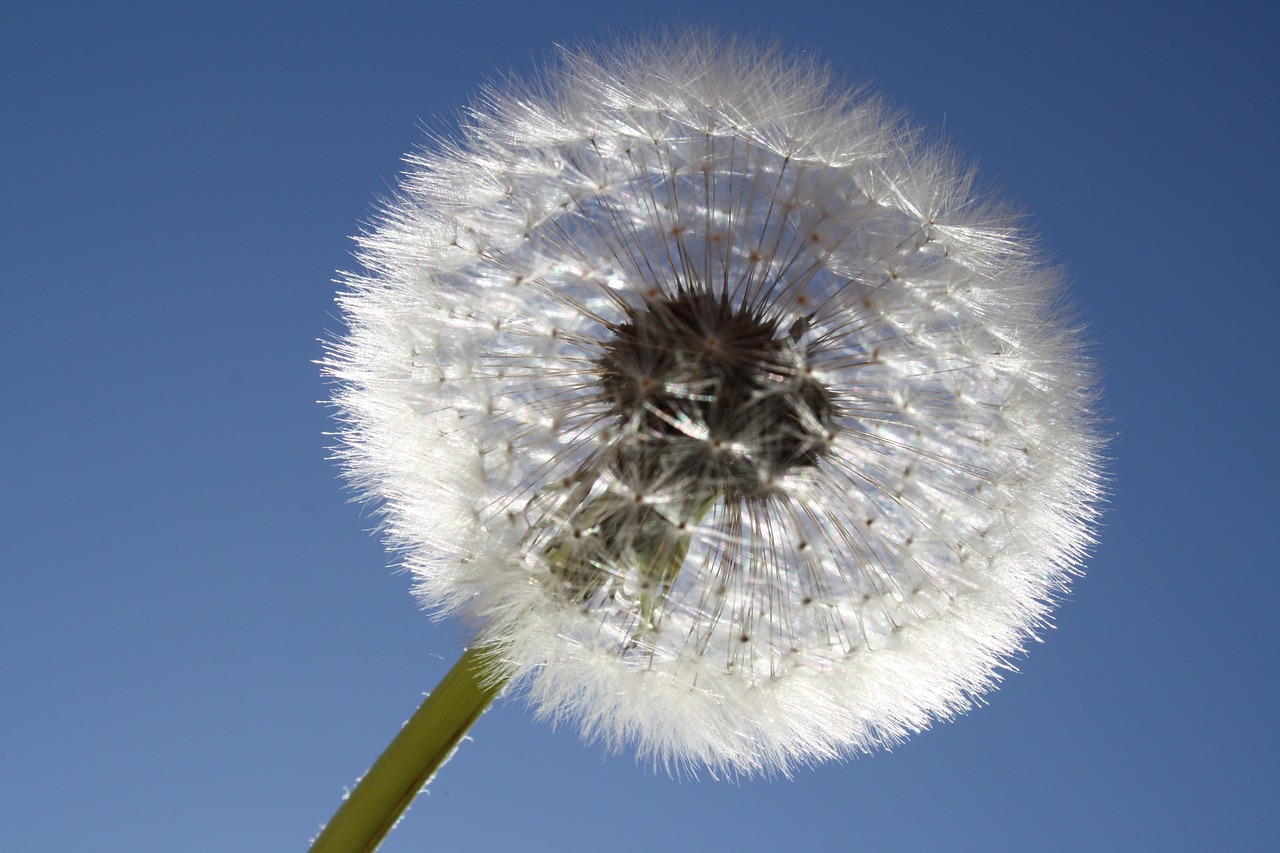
top-left (327, 33), bottom-right (1104, 776)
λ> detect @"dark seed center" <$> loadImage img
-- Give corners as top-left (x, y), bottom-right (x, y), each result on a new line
top-left (597, 289), bottom-right (836, 499)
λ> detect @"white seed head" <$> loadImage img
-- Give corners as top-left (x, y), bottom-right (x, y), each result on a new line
top-left (327, 33), bottom-right (1104, 775)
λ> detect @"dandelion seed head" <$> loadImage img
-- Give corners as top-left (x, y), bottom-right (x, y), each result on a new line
top-left (328, 32), bottom-right (1104, 775)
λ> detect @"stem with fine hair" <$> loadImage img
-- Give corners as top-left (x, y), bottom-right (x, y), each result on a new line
top-left (310, 645), bottom-right (505, 853)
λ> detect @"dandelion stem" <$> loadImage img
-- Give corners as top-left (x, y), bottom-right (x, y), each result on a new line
top-left (310, 645), bottom-right (504, 852)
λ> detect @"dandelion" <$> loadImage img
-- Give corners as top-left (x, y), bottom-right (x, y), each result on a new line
top-left (315, 32), bottom-right (1102, 849)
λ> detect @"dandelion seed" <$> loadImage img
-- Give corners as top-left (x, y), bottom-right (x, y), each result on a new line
top-left (327, 33), bottom-right (1103, 777)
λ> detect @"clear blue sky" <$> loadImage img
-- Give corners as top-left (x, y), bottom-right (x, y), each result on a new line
top-left (4, 2), bottom-right (1277, 850)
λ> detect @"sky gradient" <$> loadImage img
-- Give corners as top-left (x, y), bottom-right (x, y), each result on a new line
top-left (4, 2), bottom-right (1278, 850)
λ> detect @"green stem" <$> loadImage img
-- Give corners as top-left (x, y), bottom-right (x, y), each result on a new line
top-left (310, 645), bottom-right (505, 853)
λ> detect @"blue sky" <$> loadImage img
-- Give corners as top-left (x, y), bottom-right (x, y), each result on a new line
top-left (3, 2), bottom-right (1277, 850)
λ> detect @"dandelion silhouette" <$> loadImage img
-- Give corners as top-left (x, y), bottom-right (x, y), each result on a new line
top-left (315, 32), bottom-right (1103, 850)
